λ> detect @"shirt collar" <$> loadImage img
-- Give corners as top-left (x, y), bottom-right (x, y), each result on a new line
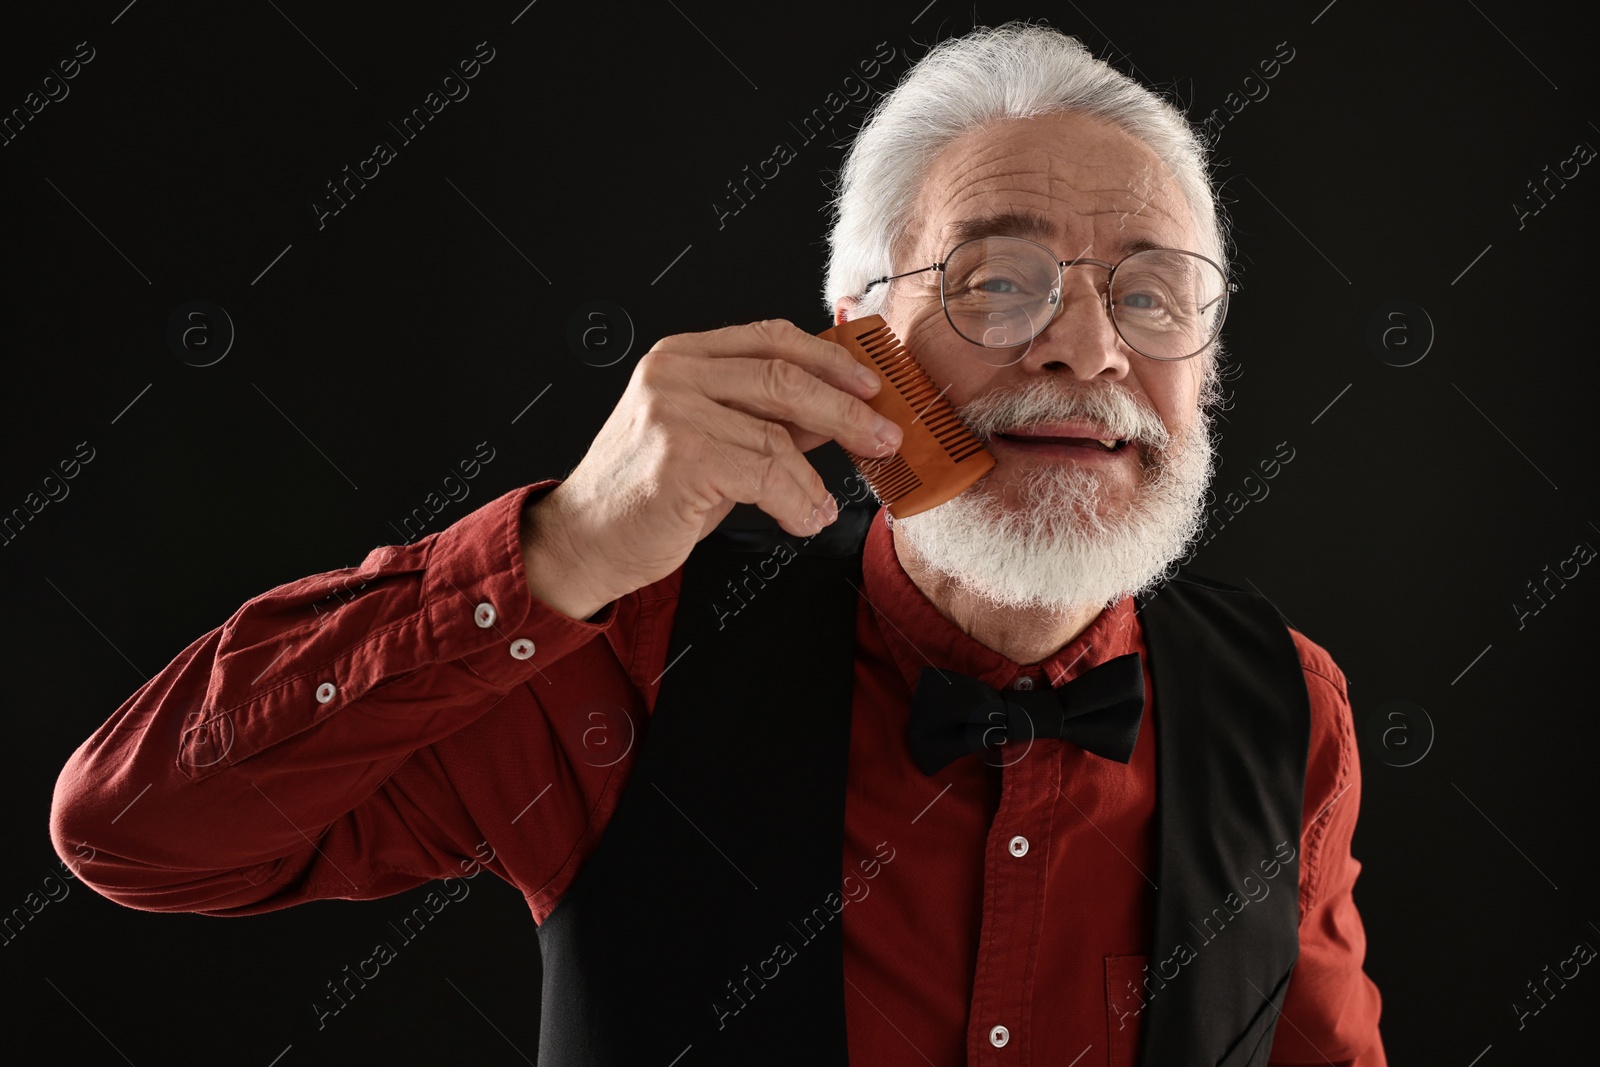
top-left (860, 506), bottom-right (1140, 693)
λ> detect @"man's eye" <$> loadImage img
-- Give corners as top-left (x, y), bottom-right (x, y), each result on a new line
top-left (1120, 290), bottom-right (1163, 310)
top-left (966, 270), bottom-right (1049, 295)
top-left (976, 276), bottom-right (1022, 293)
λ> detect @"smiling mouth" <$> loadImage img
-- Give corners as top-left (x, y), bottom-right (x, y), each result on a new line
top-left (993, 433), bottom-right (1129, 452)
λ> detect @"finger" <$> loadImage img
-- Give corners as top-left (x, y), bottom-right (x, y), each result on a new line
top-left (685, 404), bottom-right (841, 534)
top-left (632, 351), bottom-right (867, 492)
top-left (694, 355), bottom-right (903, 460)
top-left (700, 435), bottom-right (835, 538)
top-left (670, 319), bottom-right (884, 402)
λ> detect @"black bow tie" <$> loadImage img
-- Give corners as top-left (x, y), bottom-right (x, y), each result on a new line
top-left (906, 653), bottom-right (1145, 776)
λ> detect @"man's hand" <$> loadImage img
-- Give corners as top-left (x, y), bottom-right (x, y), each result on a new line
top-left (521, 319), bottom-right (903, 620)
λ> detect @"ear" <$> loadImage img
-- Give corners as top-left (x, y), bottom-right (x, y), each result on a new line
top-left (834, 296), bottom-right (858, 326)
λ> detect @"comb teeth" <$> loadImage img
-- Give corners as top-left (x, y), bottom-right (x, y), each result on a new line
top-left (817, 315), bottom-right (996, 519)
top-left (853, 325), bottom-right (987, 464)
top-left (844, 448), bottom-right (922, 504)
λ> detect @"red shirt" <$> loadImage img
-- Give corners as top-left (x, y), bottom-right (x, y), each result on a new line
top-left (51, 480), bottom-right (1385, 1066)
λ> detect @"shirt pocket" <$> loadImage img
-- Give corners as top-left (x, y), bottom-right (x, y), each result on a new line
top-left (1104, 954), bottom-right (1148, 1067)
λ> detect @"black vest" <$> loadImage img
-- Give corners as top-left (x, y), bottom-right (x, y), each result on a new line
top-left (536, 498), bottom-right (1311, 1066)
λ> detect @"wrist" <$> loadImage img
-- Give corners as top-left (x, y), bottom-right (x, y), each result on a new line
top-left (520, 485), bottom-right (617, 621)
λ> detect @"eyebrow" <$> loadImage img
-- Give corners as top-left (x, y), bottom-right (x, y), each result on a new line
top-left (941, 210), bottom-right (1172, 260)
top-left (945, 210), bottom-right (1057, 246)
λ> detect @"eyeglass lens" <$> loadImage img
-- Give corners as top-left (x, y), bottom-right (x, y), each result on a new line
top-left (940, 237), bottom-right (1227, 361)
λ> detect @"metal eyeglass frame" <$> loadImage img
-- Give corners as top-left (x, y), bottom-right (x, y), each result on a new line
top-left (861, 236), bottom-right (1236, 361)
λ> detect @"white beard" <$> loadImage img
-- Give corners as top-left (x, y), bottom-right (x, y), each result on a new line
top-left (890, 378), bottom-right (1216, 614)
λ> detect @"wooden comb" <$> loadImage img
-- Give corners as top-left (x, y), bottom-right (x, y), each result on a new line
top-left (816, 315), bottom-right (995, 519)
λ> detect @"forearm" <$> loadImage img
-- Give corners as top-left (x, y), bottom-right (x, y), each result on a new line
top-left (51, 480), bottom-right (617, 912)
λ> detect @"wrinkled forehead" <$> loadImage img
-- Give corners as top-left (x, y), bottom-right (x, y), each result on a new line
top-left (908, 113), bottom-right (1198, 261)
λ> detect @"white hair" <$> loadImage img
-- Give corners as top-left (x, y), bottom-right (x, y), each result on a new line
top-left (824, 22), bottom-right (1227, 321)
top-left (891, 377), bottom-right (1217, 613)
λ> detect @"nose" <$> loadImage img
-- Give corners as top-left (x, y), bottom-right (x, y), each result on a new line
top-left (1014, 265), bottom-right (1130, 380)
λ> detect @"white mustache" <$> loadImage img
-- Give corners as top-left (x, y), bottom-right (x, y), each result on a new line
top-left (894, 379), bottom-right (1216, 614)
top-left (952, 381), bottom-right (1172, 450)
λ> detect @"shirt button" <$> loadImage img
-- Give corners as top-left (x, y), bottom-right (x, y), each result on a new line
top-left (989, 1024), bottom-right (1010, 1048)
top-left (315, 682), bottom-right (337, 704)
top-left (1012, 676), bottom-right (1034, 690)
top-left (474, 602), bottom-right (497, 628)
top-left (1008, 835), bottom-right (1029, 857)
top-left (509, 638), bottom-right (536, 660)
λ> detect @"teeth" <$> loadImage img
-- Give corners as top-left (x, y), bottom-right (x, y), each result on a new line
top-left (998, 431), bottom-right (1123, 450)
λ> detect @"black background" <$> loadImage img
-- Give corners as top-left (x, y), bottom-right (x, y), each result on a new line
top-left (4, 1), bottom-right (1595, 1063)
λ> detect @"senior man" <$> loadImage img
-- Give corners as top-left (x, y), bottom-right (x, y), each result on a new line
top-left (53, 22), bottom-right (1383, 1067)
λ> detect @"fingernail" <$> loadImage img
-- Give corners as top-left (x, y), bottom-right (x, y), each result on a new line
top-left (855, 365), bottom-right (881, 391)
top-left (874, 415), bottom-right (902, 449)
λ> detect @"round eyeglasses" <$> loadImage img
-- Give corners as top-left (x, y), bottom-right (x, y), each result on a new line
top-left (862, 236), bottom-right (1234, 366)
